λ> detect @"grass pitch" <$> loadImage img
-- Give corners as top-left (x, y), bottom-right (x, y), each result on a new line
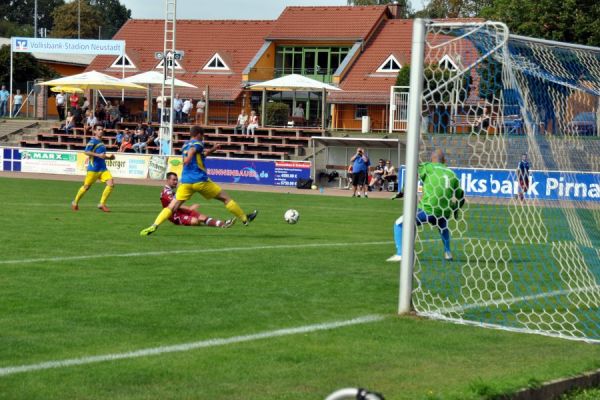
top-left (0, 176), bottom-right (599, 400)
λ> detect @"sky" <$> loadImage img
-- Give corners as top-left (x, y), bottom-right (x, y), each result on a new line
top-left (119, 0), bottom-right (426, 20)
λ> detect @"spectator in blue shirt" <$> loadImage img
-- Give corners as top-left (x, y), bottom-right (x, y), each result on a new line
top-left (350, 147), bottom-right (370, 198)
top-left (0, 85), bottom-right (9, 117)
top-left (517, 153), bottom-right (530, 200)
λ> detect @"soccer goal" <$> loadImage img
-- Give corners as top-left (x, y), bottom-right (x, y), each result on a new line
top-left (399, 19), bottom-right (600, 343)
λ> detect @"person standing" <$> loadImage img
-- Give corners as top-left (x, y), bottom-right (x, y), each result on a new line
top-left (517, 153), bottom-right (530, 200)
top-left (0, 85), bottom-right (9, 118)
top-left (55, 91), bottom-right (66, 121)
top-left (156, 95), bottom-right (164, 123)
top-left (12, 89), bottom-right (23, 117)
top-left (69, 92), bottom-right (79, 111)
top-left (387, 149), bottom-right (465, 262)
top-left (140, 125), bottom-right (258, 236)
top-left (182, 98), bottom-right (192, 123)
top-left (173, 94), bottom-right (183, 124)
top-left (195, 96), bottom-right (206, 124)
top-left (350, 147), bottom-right (369, 198)
top-left (71, 124), bottom-right (116, 212)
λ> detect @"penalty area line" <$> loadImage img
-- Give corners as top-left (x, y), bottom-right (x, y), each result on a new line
top-left (0, 241), bottom-right (393, 266)
top-left (0, 314), bottom-right (385, 377)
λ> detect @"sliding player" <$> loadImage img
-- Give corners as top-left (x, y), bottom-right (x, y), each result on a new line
top-left (161, 172), bottom-right (234, 228)
top-left (140, 125), bottom-right (257, 236)
top-left (71, 124), bottom-right (115, 212)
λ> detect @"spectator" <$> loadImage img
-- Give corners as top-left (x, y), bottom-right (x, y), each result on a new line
top-left (118, 100), bottom-right (128, 122)
top-left (73, 105), bottom-right (83, 127)
top-left (119, 129), bottom-right (133, 152)
top-left (143, 98), bottom-right (149, 122)
top-left (388, 149), bottom-right (465, 262)
top-left (195, 96), bottom-right (206, 124)
top-left (61, 110), bottom-right (76, 134)
top-left (95, 103), bottom-right (106, 125)
top-left (369, 159), bottom-right (385, 191)
top-left (156, 95), bottom-right (164, 122)
top-left (173, 94), bottom-right (183, 123)
top-left (383, 160), bottom-right (397, 191)
top-left (345, 164), bottom-right (353, 189)
top-left (247, 110), bottom-right (259, 135)
top-left (234, 109), bottom-right (248, 134)
top-left (132, 127), bottom-right (150, 153)
top-left (182, 98), bottom-right (192, 123)
top-left (12, 89), bottom-right (23, 117)
top-left (350, 147), bottom-right (370, 198)
top-left (108, 100), bottom-right (120, 128)
top-left (115, 127), bottom-right (128, 147)
top-left (517, 153), bottom-right (530, 200)
top-left (0, 85), bottom-right (9, 118)
top-left (83, 110), bottom-right (97, 135)
top-left (292, 103), bottom-right (305, 125)
top-left (81, 97), bottom-right (89, 114)
top-left (69, 92), bottom-right (79, 111)
top-left (476, 107), bottom-right (491, 132)
top-left (55, 91), bottom-right (66, 121)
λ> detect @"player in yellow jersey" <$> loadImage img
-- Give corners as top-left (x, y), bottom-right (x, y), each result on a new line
top-left (71, 124), bottom-right (115, 212)
top-left (140, 125), bottom-right (257, 236)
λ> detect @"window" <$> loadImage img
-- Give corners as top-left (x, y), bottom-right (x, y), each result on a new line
top-left (110, 54), bottom-right (136, 69)
top-left (203, 54), bottom-right (229, 71)
top-left (376, 55), bottom-right (401, 72)
top-left (439, 55), bottom-right (458, 71)
top-left (355, 105), bottom-right (368, 119)
top-left (155, 58), bottom-right (183, 70)
top-left (274, 46), bottom-right (350, 79)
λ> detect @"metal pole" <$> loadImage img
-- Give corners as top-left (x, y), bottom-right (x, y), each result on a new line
top-left (34, 0), bottom-right (38, 38)
top-left (398, 18), bottom-right (426, 315)
top-left (78, 0), bottom-right (81, 39)
top-left (9, 47), bottom-right (13, 118)
top-left (261, 88), bottom-right (266, 126)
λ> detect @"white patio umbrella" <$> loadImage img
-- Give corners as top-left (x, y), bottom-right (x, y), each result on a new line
top-left (249, 74), bottom-right (341, 130)
top-left (122, 71), bottom-right (198, 122)
top-left (39, 70), bottom-right (146, 90)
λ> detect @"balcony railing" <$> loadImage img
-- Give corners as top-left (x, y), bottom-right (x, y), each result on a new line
top-left (247, 67), bottom-right (335, 84)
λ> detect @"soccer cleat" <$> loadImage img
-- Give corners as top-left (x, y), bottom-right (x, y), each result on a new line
top-left (386, 254), bottom-right (402, 262)
top-left (97, 204), bottom-right (111, 213)
top-left (243, 210), bottom-right (258, 226)
top-left (140, 225), bottom-right (157, 236)
top-left (444, 251), bottom-right (454, 261)
top-left (222, 218), bottom-right (236, 228)
top-left (71, 201), bottom-right (79, 211)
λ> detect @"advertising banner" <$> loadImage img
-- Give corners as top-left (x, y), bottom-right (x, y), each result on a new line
top-left (11, 37), bottom-right (125, 55)
top-left (20, 149), bottom-right (77, 174)
top-left (400, 166), bottom-right (600, 202)
top-left (1, 148), bottom-right (22, 172)
top-left (165, 157), bottom-right (311, 186)
top-left (76, 153), bottom-right (149, 179)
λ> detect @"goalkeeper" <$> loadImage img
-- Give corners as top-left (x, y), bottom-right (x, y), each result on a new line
top-left (387, 149), bottom-right (465, 262)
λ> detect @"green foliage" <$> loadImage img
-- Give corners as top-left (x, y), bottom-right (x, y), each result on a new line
top-left (424, 64), bottom-right (470, 103)
top-left (0, 19), bottom-right (33, 38)
top-left (266, 101), bottom-right (290, 126)
top-left (348, 0), bottom-right (412, 17)
top-left (0, 0), bottom-right (65, 32)
top-left (50, 1), bottom-right (104, 39)
top-left (89, 0), bottom-right (131, 39)
top-left (415, 0), bottom-right (492, 18)
top-left (396, 64), bottom-right (411, 86)
top-left (0, 44), bottom-right (57, 89)
top-left (480, 0), bottom-right (600, 47)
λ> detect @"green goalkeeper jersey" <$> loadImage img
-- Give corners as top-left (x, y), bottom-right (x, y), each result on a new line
top-left (418, 162), bottom-right (464, 218)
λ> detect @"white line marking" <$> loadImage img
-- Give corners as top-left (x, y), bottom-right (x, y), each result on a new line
top-left (0, 241), bottom-right (394, 265)
top-left (0, 314), bottom-right (385, 377)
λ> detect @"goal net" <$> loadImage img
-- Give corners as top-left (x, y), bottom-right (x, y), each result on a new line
top-left (404, 20), bottom-right (600, 342)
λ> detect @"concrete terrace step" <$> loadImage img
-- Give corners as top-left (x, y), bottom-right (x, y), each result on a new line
top-left (0, 119), bottom-right (39, 145)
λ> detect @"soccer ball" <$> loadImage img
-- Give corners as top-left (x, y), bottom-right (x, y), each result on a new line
top-left (284, 209), bottom-right (300, 224)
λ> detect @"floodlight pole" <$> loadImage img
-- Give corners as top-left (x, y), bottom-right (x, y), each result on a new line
top-left (78, 0), bottom-right (81, 39)
top-left (398, 18), bottom-right (426, 315)
top-left (34, 0), bottom-right (38, 38)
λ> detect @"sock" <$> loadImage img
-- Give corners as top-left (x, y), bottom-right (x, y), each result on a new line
top-left (204, 217), bottom-right (223, 227)
top-left (74, 186), bottom-right (87, 204)
top-left (225, 199), bottom-right (247, 222)
top-left (440, 227), bottom-right (451, 253)
top-left (153, 208), bottom-right (173, 227)
top-left (394, 216), bottom-right (404, 256)
top-left (99, 185), bottom-right (113, 205)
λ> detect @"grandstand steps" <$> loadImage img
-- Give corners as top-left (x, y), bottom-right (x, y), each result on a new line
top-left (0, 119), bottom-right (40, 146)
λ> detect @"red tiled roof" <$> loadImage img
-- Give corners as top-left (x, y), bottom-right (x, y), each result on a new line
top-left (267, 6), bottom-right (388, 41)
top-left (332, 19), bottom-right (413, 104)
top-left (86, 19), bottom-right (274, 100)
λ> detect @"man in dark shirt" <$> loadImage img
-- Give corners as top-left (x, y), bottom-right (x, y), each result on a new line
top-left (517, 153), bottom-right (531, 200)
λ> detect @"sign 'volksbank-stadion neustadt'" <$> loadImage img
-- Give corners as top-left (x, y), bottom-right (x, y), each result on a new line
top-left (11, 37), bottom-right (125, 55)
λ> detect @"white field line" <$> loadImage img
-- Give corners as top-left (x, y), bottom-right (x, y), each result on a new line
top-left (0, 314), bottom-right (385, 377)
top-left (0, 241), bottom-right (394, 266)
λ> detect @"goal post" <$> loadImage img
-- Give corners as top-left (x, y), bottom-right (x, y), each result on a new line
top-left (400, 19), bottom-right (600, 342)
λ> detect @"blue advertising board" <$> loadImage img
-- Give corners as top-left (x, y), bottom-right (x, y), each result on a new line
top-left (205, 158), bottom-right (311, 187)
top-left (400, 166), bottom-right (600, 202)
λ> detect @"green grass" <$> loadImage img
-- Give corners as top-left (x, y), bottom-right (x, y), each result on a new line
top-left (0, 177), bottom-right (599, 399)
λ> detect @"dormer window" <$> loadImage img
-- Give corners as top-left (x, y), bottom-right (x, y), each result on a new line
top-left (377, 55), bottom-right (401, 72)
top-left (155, 58), bottom-right (183, 70)
top-left (110, 54), bottom-right (136, 69)
top-left (203, 54), bottom-right (229, 71)
top-left (439, 55), bottom-right (458, 71)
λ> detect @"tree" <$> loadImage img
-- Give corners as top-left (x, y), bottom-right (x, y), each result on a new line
top-left (0, 45), bottom-right (57, 90)
top-left (480, 0), bottom-right (600, 47)
top-left (50, 1), bottom-right (103, 39)
top-left (396, 64), bottom-right (411, 86)
top-left (89, 0), bottom-right (131, 39)
top-left (415, 0), bottom-right (491, 18)
top-left (0, 0), bottom-right (65, 34)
